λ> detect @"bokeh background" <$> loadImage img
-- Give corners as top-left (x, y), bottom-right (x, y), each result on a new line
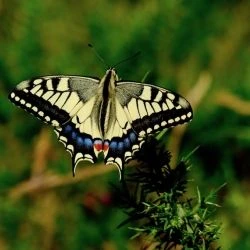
top-left (1, 0), bottom-right (250, 249)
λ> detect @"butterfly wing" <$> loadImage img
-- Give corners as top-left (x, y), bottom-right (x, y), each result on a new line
top-left (103, 81), bottom-right (193, 173)
top-left (9, 76), bottom-right (102, 174)
top-left (116, 81), bottom-right (193, 136)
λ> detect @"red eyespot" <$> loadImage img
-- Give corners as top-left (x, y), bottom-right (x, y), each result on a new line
top-left (94, 140), bottom-right (103, 151)
top-left (103, 141), bottom-right (109, 152)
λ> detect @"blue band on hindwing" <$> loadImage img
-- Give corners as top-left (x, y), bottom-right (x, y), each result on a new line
top-left (123, 137), bottom-right (130, 149)
top-left (76, 136), bottom-right (84, 147)
top-left (84, 137), bottom-right (94, 149)
top-left (105, 130), bottom-right (139, 161)
top-left (58, 122), bottom-right (97, 161)
top-left (110, 141), bottom-right (118, 150)
top-left (64, 124), bottom-right (72, 133)
top-left (129, 131), bottom-right (137, 143)
top-left (117, 141), bottom-right (124, 152)
top-left (63, 124), bottom-right (93, 148)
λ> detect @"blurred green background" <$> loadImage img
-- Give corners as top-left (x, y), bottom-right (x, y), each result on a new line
top-left (1, 0), bottom-right (250, 249)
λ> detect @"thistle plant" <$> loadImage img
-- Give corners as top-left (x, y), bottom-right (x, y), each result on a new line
top-left (114, 137), bottom-right (222, 249)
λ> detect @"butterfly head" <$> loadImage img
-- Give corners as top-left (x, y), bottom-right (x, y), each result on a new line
top-left (106, 68), bottom-right (119, 82)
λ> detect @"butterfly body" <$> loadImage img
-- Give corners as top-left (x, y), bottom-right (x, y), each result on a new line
top-left (9, 68), bottom-right (193, 177)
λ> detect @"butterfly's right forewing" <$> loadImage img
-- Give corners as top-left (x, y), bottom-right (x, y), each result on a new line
top-left (116, 81), bottom-right (193, 137)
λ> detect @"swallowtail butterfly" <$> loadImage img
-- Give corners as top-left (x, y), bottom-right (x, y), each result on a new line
top-left (9, 69), bottom-right (193, 177)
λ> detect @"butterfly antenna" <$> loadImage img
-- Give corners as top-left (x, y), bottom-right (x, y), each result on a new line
top-left (88, 43), bottom-right (109, 68)
top-left (113, 51), bottom-right (141, 68)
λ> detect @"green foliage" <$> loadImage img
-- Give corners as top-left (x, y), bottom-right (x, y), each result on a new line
top-left (115, 138), bottom-right (221, 249)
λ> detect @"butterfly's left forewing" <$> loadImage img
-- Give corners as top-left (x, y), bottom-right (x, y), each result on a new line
top-left (9, 76), bottom-right (100, 125)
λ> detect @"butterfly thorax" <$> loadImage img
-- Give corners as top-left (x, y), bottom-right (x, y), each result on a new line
top-left (98, 69), bottom-right (118, 138)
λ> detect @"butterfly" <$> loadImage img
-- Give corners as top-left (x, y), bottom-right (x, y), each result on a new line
top-left (9, 68), bottom-right (193, 178)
